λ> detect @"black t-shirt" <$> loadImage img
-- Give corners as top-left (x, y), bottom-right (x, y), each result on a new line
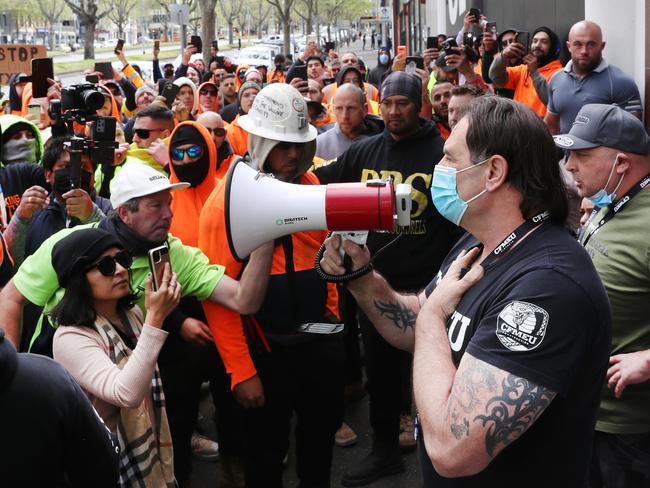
top-left (0, 162), bottom-right (48, 226)
top-left (419, 223), bottom-right (611, 487)
top-left (314, 120), bottom-right (462, 291)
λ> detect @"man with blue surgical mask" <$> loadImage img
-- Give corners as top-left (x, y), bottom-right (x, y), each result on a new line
top-left (555, 103), bottom-right (650, 488)
top-left (320, 96), bottom-right (612, 488)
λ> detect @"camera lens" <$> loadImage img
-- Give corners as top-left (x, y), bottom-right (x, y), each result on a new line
top-left (80, 87), bottom-right (105, 112)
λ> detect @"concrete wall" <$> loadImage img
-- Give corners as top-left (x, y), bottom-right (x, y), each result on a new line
top-left (585, 0), bottom-right (645, 117)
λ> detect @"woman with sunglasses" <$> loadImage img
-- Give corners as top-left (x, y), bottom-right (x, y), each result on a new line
top-left (50, 228), bottom-right (181, 487)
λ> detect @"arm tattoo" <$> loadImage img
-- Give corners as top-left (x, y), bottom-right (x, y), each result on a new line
top-left (373, 300), bottom-right (417, 333)
top-left (473, 374), bottom-right (554, 457)
top-left (447, 360), bottom-right (499, 440)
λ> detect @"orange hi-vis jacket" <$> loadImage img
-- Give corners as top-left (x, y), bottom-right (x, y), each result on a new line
top-left (168, 121), bottom-right (218, 248)
top-left (503, 59), bottom-right (563, 117)
top-left (225, 114), bottom-right (248, 157)
top-left (198, 169), bottom-right (339, 389)
top-left (322, 81), bottom-right (379, 105)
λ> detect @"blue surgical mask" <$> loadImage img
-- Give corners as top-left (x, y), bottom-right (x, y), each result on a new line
top-left (379, 54), bottom-right (390, 64)
top-left (431, 158), bottom-right (489, 225)
top-left (588, 156), bottom-right (624, 208)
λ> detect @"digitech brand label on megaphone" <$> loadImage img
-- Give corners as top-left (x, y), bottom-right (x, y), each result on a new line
top-left (225, 159), bottom-right (408, 261)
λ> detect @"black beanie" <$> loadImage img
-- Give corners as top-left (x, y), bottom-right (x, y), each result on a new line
top-left (380, 71), bottom-right (422, 112)
top-left (52, 229), bottom-right (123, 287)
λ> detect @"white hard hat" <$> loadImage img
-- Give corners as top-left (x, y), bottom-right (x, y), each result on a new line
top-left (238, 83), bottom-right (317, 143)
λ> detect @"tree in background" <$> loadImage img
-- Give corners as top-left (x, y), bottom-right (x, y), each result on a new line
top-left (107, 0), bottom-right (137, 40)
top-left (36, 0), bottom-right (67, 49)
top-left (62, 0), bottom-right (109, 59)
top-left (219, 0), bottom-right (241, 45)
top-left (265, 0), bottom-right (295, 55)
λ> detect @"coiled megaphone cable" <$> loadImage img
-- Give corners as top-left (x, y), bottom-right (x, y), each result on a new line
top-left (315, 232), bottom-right (404, 283)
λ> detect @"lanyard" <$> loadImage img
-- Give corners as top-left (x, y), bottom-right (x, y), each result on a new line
top-left (579, 173), bottom-right (650, 247)
top-left (480, 210), bottom-right (550, 269)
top-left (469, 211), bottom-right (550, 271)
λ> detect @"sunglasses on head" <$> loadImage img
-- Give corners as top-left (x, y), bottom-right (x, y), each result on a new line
top-left (200, 89), bottom-right (218, 96)
top-left (134, 128), bottom-right (165, 139)
top-left (88, 250), bottom-right (133, 276)
top-left (206, 127), bottom-right (226, 137)
top-left (171, 144), bottom-right (204, 161)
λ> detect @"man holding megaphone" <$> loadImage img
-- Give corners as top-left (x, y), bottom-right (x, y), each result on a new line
top-left (198, 83), bottom-right (345, 488)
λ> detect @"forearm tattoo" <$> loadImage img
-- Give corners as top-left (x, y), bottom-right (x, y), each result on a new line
top-left (474, 375), bottom-right (553, 457)
top-left (446, 363), bottom-right (553, 456)
top-left (374, 300), bottom-right (417, 333)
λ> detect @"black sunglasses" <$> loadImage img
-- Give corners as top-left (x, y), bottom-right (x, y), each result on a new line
top-left (88, 250), bottom-right (133, 276)
top-left (134, 128), bottom-right (165, 139)
top-left (205, 127), bottom-right (226, 137)
top-left (200, 89), bottom-right (218, 96)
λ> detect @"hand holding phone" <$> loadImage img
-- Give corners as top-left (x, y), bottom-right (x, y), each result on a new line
top-left (426, 37), bottom-right (439, 50)
top-left (114, 39), bottom-right (125, 55)
top-left (31, 58), bottom-right (54, 98)
top-left (397, 45), bottom-right (407, 57)
top-left (148, 244), bottom-right (171, 291)
top-left (443, 38), bottom-right (459, 56)
top-left (161, 82), bottom-right (180, 109)
top-left (190, 35), bottom-right (203, 53)
top-left (94, 62), bottom-right (114, 80)
top-left (405, 56), bottom-right (424, 73)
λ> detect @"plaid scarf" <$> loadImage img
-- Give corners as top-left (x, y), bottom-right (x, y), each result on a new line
top-left (95, 312), bottom-right (175, 487)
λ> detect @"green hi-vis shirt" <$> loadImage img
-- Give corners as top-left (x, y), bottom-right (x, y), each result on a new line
top-left (583, 189), bottom-right (650, 434)
top-left (13, 223), bottom-right (225, 350)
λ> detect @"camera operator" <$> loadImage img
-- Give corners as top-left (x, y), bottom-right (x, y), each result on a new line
top-left (490, 27), bottom-right (562, 116)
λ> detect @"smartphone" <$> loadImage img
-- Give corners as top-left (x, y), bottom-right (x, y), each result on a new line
top-left (114, 38), bottom-right (125, 55)
top-left (405, 56), bottom-right (424, 71)
top-left (94, 62), bottom-right (114, 80)
top-left (215, 55), bottom-right (225, 66)
top-left (154, 40), bottom-right (160, 50)
top-left (397, 45), bottom-right (407, 56)
top-left (293, 64), bottom-right (307, 81)
top-left (211, 40), bottom-right (219, 50)
top-left (443, 38), bottom-right (459, 56)
top-left (463, 32), bottom-right (475, 47)
top-left (486, 22), bottom-right (497, 41)
top-left (469, 7), bottom-right (481, 22)
top-left (85, 74), bottom-right (99, 84)
top-left (190, 35), bottom-right (202, 53)
top-left (324, 41), bottom-right (335, 52)
top-left (148, 244), bottom-right (171, 291)
top-left (160, 82), bottom-right (180, 109)
top-left (516, 31), bottom-right (530, 48)
top-left (426, 36), bottom-right (439, 50)
top-left (31, 57), bottom-right (54, 98)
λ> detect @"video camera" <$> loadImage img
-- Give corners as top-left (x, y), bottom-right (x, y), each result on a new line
top-left (48, 81), bottom-right (118, 191)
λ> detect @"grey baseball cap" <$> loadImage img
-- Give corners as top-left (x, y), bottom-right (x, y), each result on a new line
top-left (553, 103), bottom-right (650, 155)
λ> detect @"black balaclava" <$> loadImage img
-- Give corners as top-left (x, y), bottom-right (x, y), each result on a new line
top-left (170, 125), bottom-right (210, 187)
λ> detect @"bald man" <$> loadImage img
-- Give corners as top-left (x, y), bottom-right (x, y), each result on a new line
top-left (315, 84), bottom-right (382, 160)
top-left (196, 111), bottom-right (238, 178)
top-left (544, 20), bottom-right (641, 135)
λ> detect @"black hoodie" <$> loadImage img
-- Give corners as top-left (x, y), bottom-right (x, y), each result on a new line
top-left (0, 329), bottom-right (119, 487)
top-left (314, 119), bottom-right (462, 290)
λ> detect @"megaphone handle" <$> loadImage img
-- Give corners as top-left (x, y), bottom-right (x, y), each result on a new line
top-left (334, 230), bottom-right (369, 259)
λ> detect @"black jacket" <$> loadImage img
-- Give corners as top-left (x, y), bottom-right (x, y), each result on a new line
top-left (314, 119), bottom-right (462, 291)
top-left (0, 329), bottom-right (119, 487)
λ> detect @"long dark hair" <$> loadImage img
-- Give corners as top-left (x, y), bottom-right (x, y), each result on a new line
top-left (465, 96), bottom-right (569, 224)
top-left (48, 265), bottom-right (137, 329)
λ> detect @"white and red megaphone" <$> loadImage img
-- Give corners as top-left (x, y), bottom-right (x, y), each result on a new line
top-left (225, 158), bottom-right (411, 261)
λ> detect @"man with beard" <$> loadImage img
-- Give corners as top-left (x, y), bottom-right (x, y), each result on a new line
top-left (490, 26), bottom-right (563, 116)
top-left (545, 20), bottom-right (641, 134)
top-left (430, 82), bottom-right (453, 139)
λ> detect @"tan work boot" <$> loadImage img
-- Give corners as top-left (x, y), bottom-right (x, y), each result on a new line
top-left (398, 414), bottom-right (416, 452)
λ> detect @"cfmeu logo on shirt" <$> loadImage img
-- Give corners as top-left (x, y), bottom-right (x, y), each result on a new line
top-left (496, 301), bottom-right (548, 351)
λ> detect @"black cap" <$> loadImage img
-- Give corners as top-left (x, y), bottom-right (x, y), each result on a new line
top-left (52, 229), bottom-right (123, 287)
top-left (553, 104), bottom-right (650, 155)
